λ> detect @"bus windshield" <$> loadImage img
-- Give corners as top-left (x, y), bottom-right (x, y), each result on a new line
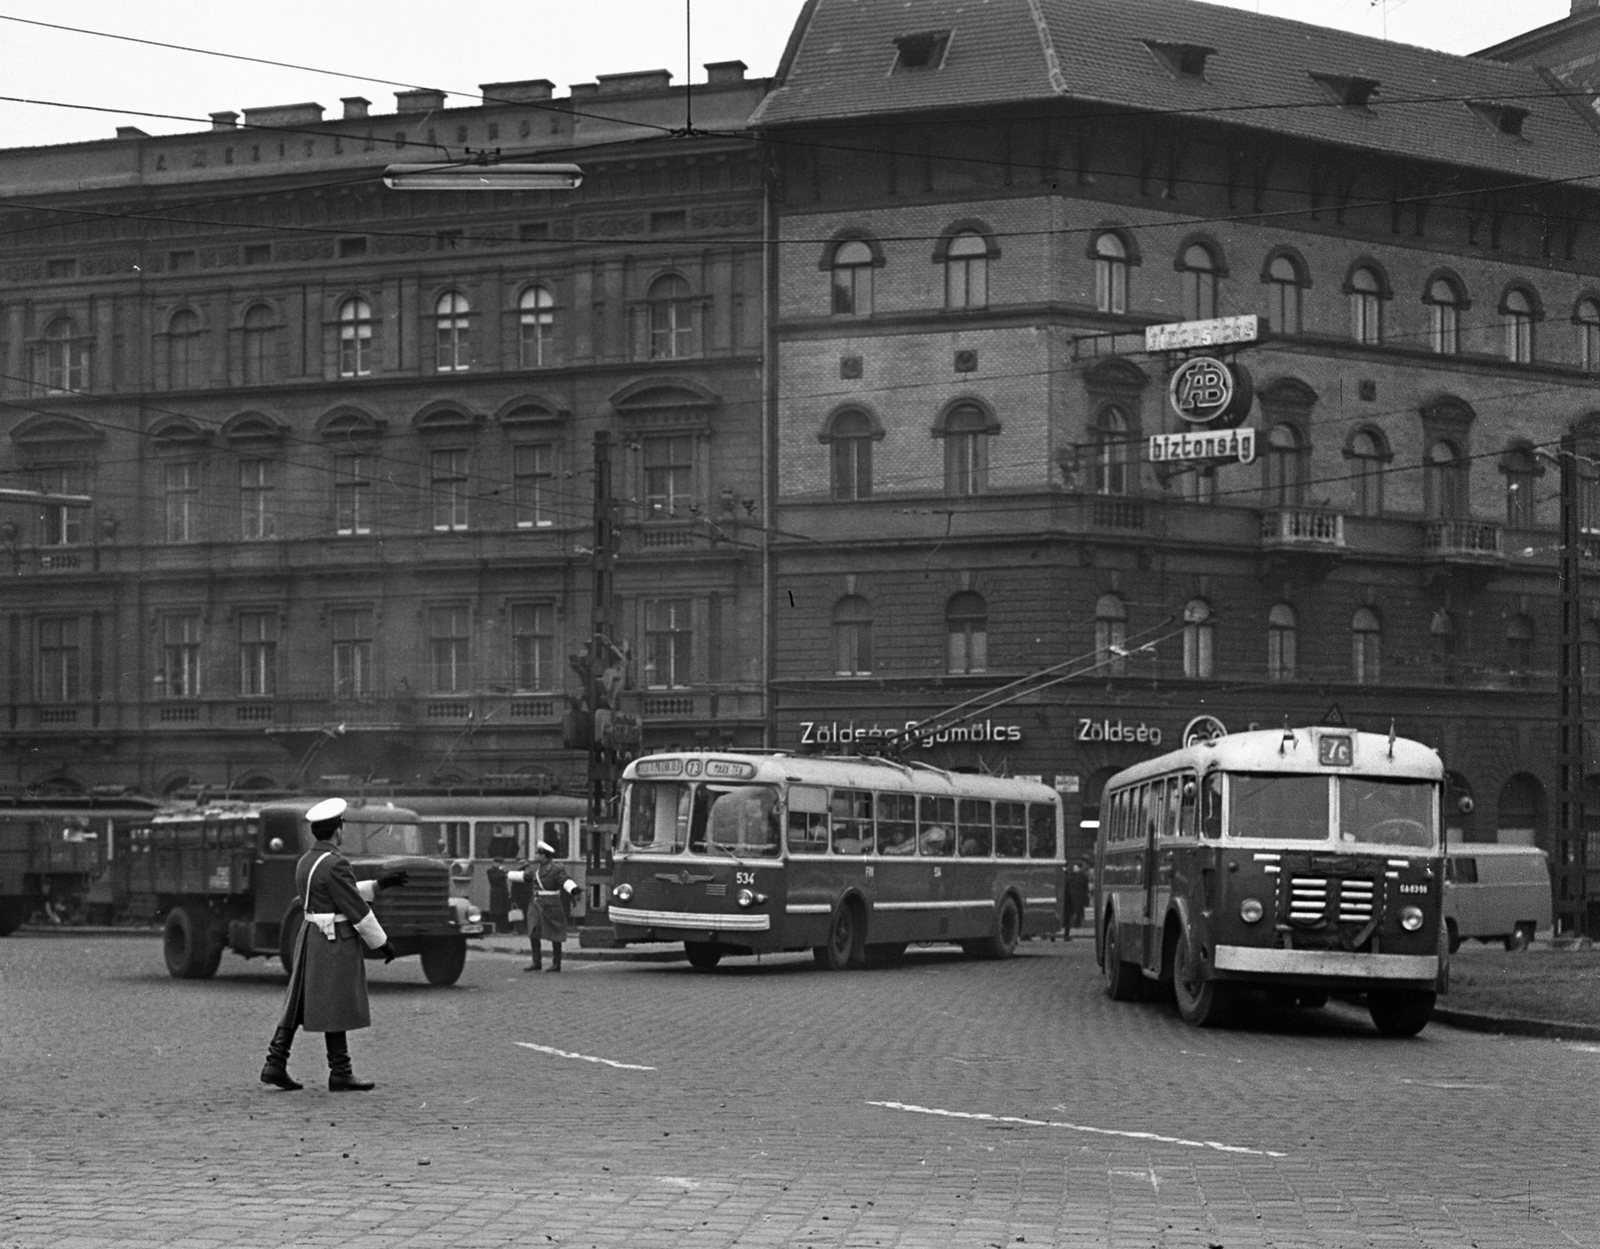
top-left (1227, 774), bottom-right (1328, 840)
top-left (1337, 778), bottom-right (1436, 849)
top-left (623, 781), bottom-right (781, 858)
top-left (343, 820), bottom-right (425, 856)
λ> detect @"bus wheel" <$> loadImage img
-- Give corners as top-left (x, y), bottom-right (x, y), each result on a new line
top-left (981, 896), bottom-right (1021, 960)
top-left (1173, 928), bottom-right (1232, 1027)
top-left (1101, 917), bottom-right (1145, 1002)
top-left (684, 941), bottom-right (723, 970)
top-left (420, 937), bottom-right (468, 986)
top-left (279, 905), bottom-right (303, 975)
top-left (163, 905), bottom-right (221, 980)
top-left (1368, 987), bottom-right (1435, 1037)
top-left (814, 902), bottom-right (859, 971)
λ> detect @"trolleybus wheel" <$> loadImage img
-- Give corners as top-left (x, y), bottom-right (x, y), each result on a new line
top-left (974, 896), bottom-right (1020, 960)
top-left (814, 902), bottom-right (860, 971)
top-left (1101, 916), bottom-right (1145, 1001)
top-left (163, 905), bottom-right (222, 980)
top-left (279, 904), bottom-right (303, 975)
top-left (420, 937), bottom-right (468, 986)
top-left (684, 941), bottom-right (723, 970)
top-left (1368, 987), bottom-right (1435, 1037)
top-left (1173, 926), bottom-right (1233, 1027)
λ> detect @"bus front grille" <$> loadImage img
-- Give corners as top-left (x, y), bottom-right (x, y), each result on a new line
top-left (1288, 876), bottom-right (1327, 923)
top-left (1338, 878), bottom-right (1375, 923)
top-left (1288, 875), bottom-right (1376, 926)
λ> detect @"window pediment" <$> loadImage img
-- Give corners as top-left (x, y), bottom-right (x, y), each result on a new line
top-left (222, 411), bottom-right (289, 444)
top-left (150, 417), bottom-right (213, 448)
top-left (413, 403), bottom-right (484, 435)
top-left (1082, 357), bottom-right (1148, 398)
top-left (1257, 376), bottom-right (1318, 415)
top-left (316, 406), bottom-right (385, 441)
top-left (611, 378), bottom-right (719, 430)
top-left (9, 413), bottom-right (104, 448)
top-left (497, 397), bottom-right (569, 428)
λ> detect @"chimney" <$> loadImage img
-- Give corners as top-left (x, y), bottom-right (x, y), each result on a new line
top-left (704, 60), bottom-right (747, 85)
top-left (242, 102), bottom-right (326, 128)
top-left (1577, 0), bottom-right (1600, 12)
top-left (341, 96), bottom-right (371, 120)
top-left (596, 69), bottom-right (673, 95)
top-left (395, 89), bottom-right (447, 114)
top-left (479, 79), bottom-right (555, 104)
top-left (209, 111), bottom-right (238, 130)
top-left (115, 126), bottom-right (149, 139)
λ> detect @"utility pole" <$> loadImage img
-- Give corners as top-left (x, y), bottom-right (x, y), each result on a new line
top-left (1557, 430), bottom-right (1588, 936)
top-left (586, 432), bottom-right (617, 899)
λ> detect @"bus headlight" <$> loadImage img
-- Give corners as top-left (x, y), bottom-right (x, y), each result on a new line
top-left (612, 883), bottom-right (633, 903)
top-left (1239, 897), bottom-right (1265, 924)
top-left (736, 889), bottom-right (768, 909)
top-left (1399, 905), bottom-right (1424, 932)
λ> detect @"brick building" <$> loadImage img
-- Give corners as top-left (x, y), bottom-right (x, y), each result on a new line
top-left (0, 64), bottom-right (770, 796)
top-left (755, 0), bottom-right (1600, 929)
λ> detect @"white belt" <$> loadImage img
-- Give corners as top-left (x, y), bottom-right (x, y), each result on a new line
top-left (535, 890), bottom-right (562, 897)
top-left (305, 911), bottom-right (350, 941)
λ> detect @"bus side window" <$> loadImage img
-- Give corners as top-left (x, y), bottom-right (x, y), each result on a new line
top-left (1201, 774), bottom-right (1223, 839)
top-left (1027, 803), bottom-right (1057, 858)
top-left (1178, 774), bottom-right (1198, 838)
top-left (1110, 790), bottom-right (1127, 844)
top-left (786, 785), bottom-right (830, 854)
top-left (1158, 778), bottom-right (1178, 841)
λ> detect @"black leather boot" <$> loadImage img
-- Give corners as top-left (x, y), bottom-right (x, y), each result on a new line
top-left (526, 939), bottom-right (541, 972)
top-left (325, 1031), bottom-right (374, 1092)
top-left (548, 942), bottom-right (562, 972)
top-left (260, 1026), bottom-right (302, 1090)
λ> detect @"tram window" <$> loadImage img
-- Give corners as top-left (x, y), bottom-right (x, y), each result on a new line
top-left (1228, 774), bottom-right (1329, 840)
top-left (430, 821), bottom-right (471, 857)
top-left (917, 796), bottom-right (955, 856)
top-left (832, 789), bottom-right (875, 854)
top-left (786, 784), bottom-right (830, 854)
top-left (481, 821), bottom-right (525, 860)
top-left (877, 793), bottom-right (915, 855)
top-left (541, 821), bottom-right (571, 859)
top-left (1028, 803), bottom-right (1057, 858)
top-left (958, 798), bottom-right (992, 856)
top-left (995, 801), bottom-right (1028, 857)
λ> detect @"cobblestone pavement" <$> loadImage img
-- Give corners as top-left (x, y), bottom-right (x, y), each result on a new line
top-left (2, 934), bottom-right (1596, 1248)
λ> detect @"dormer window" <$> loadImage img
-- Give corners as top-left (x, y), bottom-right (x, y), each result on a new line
top-left (1468, 101), bottom-right (1529, 138)
top-left (1310, 73), bottom-right (1379, 110)
top-left (893, 30), bottom-right (950, 72)
top-left (1143, 41), bottom-right (1213, 80)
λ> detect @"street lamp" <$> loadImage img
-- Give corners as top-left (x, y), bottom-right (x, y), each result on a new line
top-left (382, 162), bottom-right (583, 191)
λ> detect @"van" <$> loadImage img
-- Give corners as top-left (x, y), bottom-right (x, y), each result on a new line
top-left (1443, 845), bottom-right (1553, 952)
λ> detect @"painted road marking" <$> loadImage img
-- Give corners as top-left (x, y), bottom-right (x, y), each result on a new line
top-left (869, 1100), bottom-right (1287, 1158)
top-left (515, 1042), bottom-right (656, 1071)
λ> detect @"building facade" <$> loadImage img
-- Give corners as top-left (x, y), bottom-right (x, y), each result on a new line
top-left (755, 0), bottom-right (1600, 930)
top-left (0, 64), bottom-right (770, 797)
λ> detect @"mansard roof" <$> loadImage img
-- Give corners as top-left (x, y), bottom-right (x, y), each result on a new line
top-left (754, 0), bottom-right (1600, 183)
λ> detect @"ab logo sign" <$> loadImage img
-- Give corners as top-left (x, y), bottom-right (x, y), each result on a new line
top-left (1168, 356), bottom-right (1253, 427)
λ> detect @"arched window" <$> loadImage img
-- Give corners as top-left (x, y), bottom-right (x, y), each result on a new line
top-left (435, 292), bottom-right (470, 372)
top-left (832, 596), bottom-right (873, 676)
top-left (1506, 614), bottom-right (1535, 684)
top-left (829, 409), bottom-right (875, 501)
top-left (167, 310), bottom-right (203, 389)
top-left (1503, 289), bottom-right (1536, 363)
top-left (1349, 429), bottom-right (1386, 517)
top-left (831, 240), bottom-right (875, 316)
top-left (1425, 277), bottom-right (1464, 355)
top-left (648, 274), bottom-right (693, 359)
top-left (1093, 233), bottom-right (1129, 314)
top-left (946, 591), bottom-right (988, 674)
top-left (1430, 609), bottom-right (1458, 673)
top-left (1095, 593), bottom-right (1127, 677)
top-left (34, 317), bottom-right (88, 393)
top-left (1262, 422), bottom-right (1305, 506)
top-left (518, 285), bottom-right (555, 368)
top-left (944, 232), bottom-right (988, 310)
top-left (241, 305), bottom-right (276, 385)
top-left (1265, 254), bottom-right (1304, 334)
top-left (1179, 243), bottom-right (1218, 320)
top-left (1351, 607), bottom-right (1381, 684)
top-left (1182, 598), bottom-right (1214, 679)
top-left (337, 297), bottom-right (374, 378)
top-left (1091, 406), bottom-right (1129, 496)
top-left (941, 403), bottom-right (992, 496)
top-left (1576, 298), bottom-right (1600, 373)
top-left (1267, 604), bottom-right (1297, 682)
top-left (1425, 439), bottom-right (1466, 519)
top-left (1502, 444), bottom-right (1539, 528)
top-left (1349, 266), bottom-right (1383, 344)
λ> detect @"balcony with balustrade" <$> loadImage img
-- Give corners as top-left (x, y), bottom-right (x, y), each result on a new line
top-left (1422, 517), bottom-right (1505, 585)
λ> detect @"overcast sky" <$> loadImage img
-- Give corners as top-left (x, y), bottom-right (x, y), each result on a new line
top-left (0, 0), bottom-right (1575, 150)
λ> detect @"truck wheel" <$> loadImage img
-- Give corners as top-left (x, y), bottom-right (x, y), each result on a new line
top-left (1368, 987), bottom-right (1436, 1037)
top-left (163, 905), bottom-right (220, 980)
top-left (684, 941), bottom-right (723, 970)
top-left (278, 905), bottom-right (303, 975)
top-left (0, 898), bottom-right (25, 937)
top-left (1101, 916), bottom-right (1145, 1002)
top-left (420, 937), bottom-right (468, 986)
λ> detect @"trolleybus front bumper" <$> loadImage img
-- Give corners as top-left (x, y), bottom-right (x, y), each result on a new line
top-left (608, 905), bottom-right (771, 933)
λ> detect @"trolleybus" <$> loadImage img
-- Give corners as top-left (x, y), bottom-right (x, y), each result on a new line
top-left (1095, 725), bottom-right (1447, 1035)
top-left (608, 751), bottom-right (1063, 969)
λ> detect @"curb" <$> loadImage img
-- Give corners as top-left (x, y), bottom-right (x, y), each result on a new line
top-left (1433, 1005), bottom-right (1600, 1042)
top-left (15, 925), bottom-right (159, 939)
top-left (475, 940), bottom-right (686, 964)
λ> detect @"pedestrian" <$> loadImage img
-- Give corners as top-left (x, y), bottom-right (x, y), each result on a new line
top-left (507, 841), bottom-right (580, 972)
top-left (1064, 860), bottom-right (1090, 934)
top-left (259, 798), bottom-right (406, 1092)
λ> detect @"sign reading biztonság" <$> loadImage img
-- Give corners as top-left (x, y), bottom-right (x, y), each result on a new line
top-left (1149, 426), bottom-right (1256, 465)
top-left (1144, 314), bottom-right (1260, 353)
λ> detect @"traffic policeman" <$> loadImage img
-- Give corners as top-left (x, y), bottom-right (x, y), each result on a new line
top-left (260, 798), bottom-right (405, 1091)
top-left (508, 841), bottom-right (580, 972)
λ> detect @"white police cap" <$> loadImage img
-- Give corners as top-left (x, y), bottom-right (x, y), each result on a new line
top-left (306, 797), bottom-right (348, 825)
top-left (536, 840), bottom-right (556, 856)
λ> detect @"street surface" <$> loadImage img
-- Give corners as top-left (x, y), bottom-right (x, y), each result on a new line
top-left (1, 934), bottom-right (1595, 1248)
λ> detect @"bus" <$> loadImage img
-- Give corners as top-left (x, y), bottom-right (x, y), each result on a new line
top-left (1095, 726), bottom-right (1447, 1036)
top-left (402, 794), bottom-right (590, 930)
top-left (607, 751), bottom-right (1063, 969)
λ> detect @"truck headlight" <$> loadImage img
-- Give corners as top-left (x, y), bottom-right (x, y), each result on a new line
top-left (612, 883), bottom-right (633, 902)
top-left (1239, 897), bottom-right (1265, 924)
top-left (466, 905), bottom-right (482, 923)
top-left (1399, 905), bottom-right (1424, 932)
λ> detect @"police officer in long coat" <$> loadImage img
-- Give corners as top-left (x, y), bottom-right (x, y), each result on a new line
top-left (260, 798), bottom-right (404, 1091)
top-left (507, 841), bottom-right (580, 972)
